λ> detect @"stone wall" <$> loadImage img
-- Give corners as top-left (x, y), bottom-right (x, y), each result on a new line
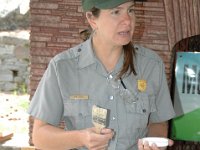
top-left (0, 35), bottom-right (29, 92)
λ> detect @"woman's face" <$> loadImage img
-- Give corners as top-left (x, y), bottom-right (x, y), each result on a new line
top-left (89, 1), bottom-right (136, 46)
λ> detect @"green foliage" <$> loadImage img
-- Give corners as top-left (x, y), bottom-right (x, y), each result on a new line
top-left (19, 98), bottom-right (29, 110)
top-left (19, 83), bottom-right (28, 94)
top-left (13, 83), bottom-right (28, 95)
top-left (0, 9), bottom-right (30, 31)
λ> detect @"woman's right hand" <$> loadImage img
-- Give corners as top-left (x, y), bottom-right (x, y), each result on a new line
top-left (138, 138), bottom-right (174, 150)
top-left (82, 127), bottom-right (114, 150)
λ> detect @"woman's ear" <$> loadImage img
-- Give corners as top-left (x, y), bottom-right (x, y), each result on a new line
top-left (86, 12), bottom-right (97, 30)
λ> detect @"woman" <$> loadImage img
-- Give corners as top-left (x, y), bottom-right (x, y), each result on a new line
top-left (28, 0), bottom-right (175, 149)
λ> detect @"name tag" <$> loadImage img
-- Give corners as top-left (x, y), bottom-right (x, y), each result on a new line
top-left (70, 95), bottom-right (89, 100)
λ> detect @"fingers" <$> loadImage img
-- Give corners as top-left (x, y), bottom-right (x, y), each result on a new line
top-left (103, 128), bottom-right (115, 141)
top-left (100, 128), bottom-right (113, 134)
top-left (138, 139), bottom-right (153, 150)
top-left (138, 139), bottom-right (144, 150)
top-left (168, 139), bottom-right (174, 146)
top-left (100, 128), bottom-right (114, 137)
top-left (138, 139), bottom-right (164, 150)
top-left (151, 143), bottom-right (161, 150)
top-left (85, 127), bottom-right (113, 150)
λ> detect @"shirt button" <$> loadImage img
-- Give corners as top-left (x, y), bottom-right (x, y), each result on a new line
top-left (112, 117), bottom-right (116, 120)
top-left (109, 96), bottom-right (114, 100)
top-left (78, 48), bottom-right (81, 52)
top-left (109, 74), bottom-right (113, 79)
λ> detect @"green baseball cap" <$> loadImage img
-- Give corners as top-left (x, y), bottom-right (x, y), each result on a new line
top-left (82, 0), bottom-right (134, 11)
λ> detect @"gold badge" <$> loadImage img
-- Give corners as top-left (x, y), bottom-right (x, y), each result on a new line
top-left (137, 80), bottom-right (147, 92)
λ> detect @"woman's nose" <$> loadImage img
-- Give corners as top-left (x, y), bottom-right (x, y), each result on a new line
top-left (122, 13), bottom-right (132, 25)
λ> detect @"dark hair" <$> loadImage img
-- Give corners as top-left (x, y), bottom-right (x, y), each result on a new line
top-left (82, 7), bottom-right (137, 78)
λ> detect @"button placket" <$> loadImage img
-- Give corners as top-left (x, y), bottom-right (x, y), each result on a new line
top-left (109, 95), bottom-right (114, 100)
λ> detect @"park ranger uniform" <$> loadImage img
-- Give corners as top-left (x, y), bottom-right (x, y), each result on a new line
top-left (28, 37), bottom-right (175, 150)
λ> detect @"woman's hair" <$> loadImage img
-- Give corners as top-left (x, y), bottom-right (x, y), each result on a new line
top-left (81, 7), bottom-right (137, 78)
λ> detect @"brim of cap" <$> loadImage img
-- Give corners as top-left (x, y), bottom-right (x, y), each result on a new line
top-left (83, 0), bottom-right (133, 11)
top-left (96, 0), bottom-right (132, 10)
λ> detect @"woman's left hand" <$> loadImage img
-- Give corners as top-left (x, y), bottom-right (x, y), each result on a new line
top-left (138, 138), bottom-right (174, 150)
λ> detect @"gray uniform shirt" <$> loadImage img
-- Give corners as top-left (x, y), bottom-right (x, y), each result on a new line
top-left (28, 37), bottom-right (175, 150)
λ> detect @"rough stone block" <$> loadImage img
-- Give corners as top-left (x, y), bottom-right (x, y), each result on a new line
top-left (0, 82), bottom-right (4, 91)
top-left (0, 70), bottom-right (13, 82)
top-left (14, 77), bottom-right (24, 83)
top-left (14, 45), bottom-right (30, 59)
top-left (0, 44), bottom-right (14, 55)
top-left (4, 82), bottom-right (17, 91)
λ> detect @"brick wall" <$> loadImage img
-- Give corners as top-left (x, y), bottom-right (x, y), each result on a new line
top-left (133, 0), bottom-right (171, 79)
top-left (29, 0), bottom-right (87, 97)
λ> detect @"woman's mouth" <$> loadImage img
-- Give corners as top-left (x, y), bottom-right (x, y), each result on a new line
top-left (118, 31), bottom-right (131, 36)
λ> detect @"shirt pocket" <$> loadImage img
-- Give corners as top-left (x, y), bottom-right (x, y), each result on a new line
top-left (63, 100), bottom-right (93, 130)
top-left (125, 93), bottom-right (156, 128)
top-left (125, 93), bottom-right (156, 145)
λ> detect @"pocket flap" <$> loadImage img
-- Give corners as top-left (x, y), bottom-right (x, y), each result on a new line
top-left (64, 100), bottom-right (91, 117)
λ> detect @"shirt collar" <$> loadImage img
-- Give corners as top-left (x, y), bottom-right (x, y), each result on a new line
top-left (78, 37), bottom-right (96, 69)
top-left (77, 37), bottom-right (124, 77)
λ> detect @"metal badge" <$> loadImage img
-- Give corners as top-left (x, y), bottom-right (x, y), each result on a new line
top-left (137, 80), bottom-right (147, 92)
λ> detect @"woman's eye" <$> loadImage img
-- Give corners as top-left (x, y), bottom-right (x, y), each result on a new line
top-left (111, 10), bottom-right (120, 15)
top-left (128, 8), bottom-right (135, 14)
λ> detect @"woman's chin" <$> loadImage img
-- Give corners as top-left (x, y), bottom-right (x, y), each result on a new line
top-left (119, 37), bottom-right (132, 44)
top-left (120, 40), bottom-right (132, 45)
